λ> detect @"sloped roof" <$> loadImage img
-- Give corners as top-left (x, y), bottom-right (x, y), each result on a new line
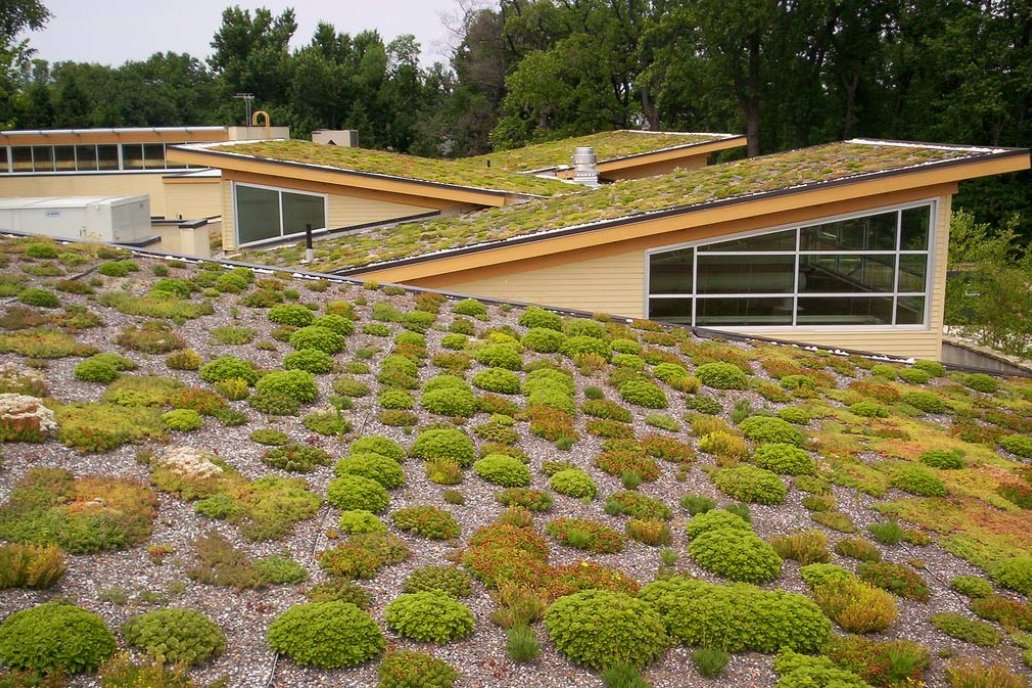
top-left (197, 139), bottom-right (576, 197)
top-left (464, 131), bottom-right (743, 173)
top-left (245, 139), bottom-right (1028, 273)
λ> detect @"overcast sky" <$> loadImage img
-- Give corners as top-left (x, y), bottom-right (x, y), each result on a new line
top-left (21, 0), bottom-right (464, 68)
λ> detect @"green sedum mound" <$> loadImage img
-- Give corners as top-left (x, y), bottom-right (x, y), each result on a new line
top-left (474, 454), bottom-right (532, 487)
top-left (409, 428), bottom-right (477, 467)
top-left (544, 590), bottom-right (669, 670)
top-left (688, 527), bottom-right (783, 583)
top-left (327, 474), bottom-right (390, 513)
top-left (639, 577), bottom-right (830, 653)
top-left (122, 608), bottom-right (226, 667)
top-left (751, 443), bottom-right (815, 475)
top-left (0, 601), bottom-right (117, 674)
top-left (695, 362), bottom-right (747, 389)
top-left (267, 601), bottom-right (385, 668)
top-left (385, 591), bottom-right (475, 643)
top-left (334, 452), bottom-right (406, 489)
top-left (773, 650), bottom-right (869, 688)
top-left (712, 464), bottom-right (787, 504)
top-left (377, 649), bottom-right (458, 688)
top-left (738, 416), bottom-right (806, 446)
top-left (548, 468), bottom-right (598, 499)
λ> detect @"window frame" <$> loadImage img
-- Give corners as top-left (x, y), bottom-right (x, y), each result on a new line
top-left (643, 199), bottom-right (937, 332)
top-left (232, 181), bottom-right (329, 248)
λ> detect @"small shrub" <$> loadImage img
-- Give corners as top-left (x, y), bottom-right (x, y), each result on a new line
top-left (867, 521), bottom-right (905, 545)
top-left (338, 510), bottom-right (388, 535)
top-left (521, 327), bottom-right (565, 353)
top-left (605, 491), bottom-right (672, 520)
top-left (858, 561), bottom-right (930, 601)
top-left (256, 369), bottom-right (319, 404)
top-left (1000, 433), bottom-right (1032, 459)
top-left (919, 449), bottom-right (965, 469)
top-left (548, 468), bottom-right (597, 499)
top-left (377, 649), bottom-right (458, 688)
top-left (410, 428), bottom-right (477, 467)
top-left (544, 590), bottom-right (668, 669)
top-left (738, 416), bottom-right (805, 446)
top-left (421, 386), bottom-right (478, 418)
top-left (18, 288), bottom-right (60, 309)
top-left (691, 647), bottom-right (730, 678)
top-left (199, 356), bottom-right (258, 385)
top-left (121, 608), bottom-right (225, 667)
top-left (626, 518), bottom-right (673, 546)
top-left (945, 657), bottom-right (1029, 688)
top-left (335, 452), bottom-right (405, 489)
top-left (698, 431), bottom-right (749, 459)
top-left (162, 409), bottom-right (203, 432)
top-left (392, 506), bottom-right (460, 540)
top-left (688, 527), bottom-right (783, 583)
top-left (696, 362), bottom-right (747, 389)
top-left (318, 533), bottom-right (410, 579)
top-left (850, 401), bottom-right (889, 418)
top-left (0, 544), bottom-right (66, 589)
top-left (989, 556), bottom-right (1032, 594)
top-left (929, 612), bottom-right (1001, 646)
top-left (327, 475), bottom-right (390, 513)
top-left (770, 531), bottom-right (830, 564)
top-left (497, 487), bottom-right (553, 512)
top-left (266, 601), bottom-right (385, 668)
top-left (0, 602), bottom-right (116, 674)
top-left (385, 591), bottom-right (475, 643)
top-left (680, 493), bottom-right (717, 515)
top-left (546, 517), bottom-right (625, 554)
top-left (712, 464), bottom-right (787, 504)
top-left (307, 578), bottom-right (372, 607)
top-left (890, 464), bottom-right (947, 497)
top-left (268, 303), bottom-right (316, 327)
top-left (474, 454), bottom-right (531, 487)
top-left (115, 322), bottom-right (185, 353)
top-left (425, 458), bottom-right (463, 485)
top-left (284, 348), bottom-right (335, 373)
top-left (834, 537), bottom-right (883, 563)
top-left (264, 444), bottom-right (333, 472)
top-left (949, 575), bottom-right (993, 599)
top-left (618, 379), bottom-right (668, 409)
top-left (399, 564), bottom-right (474, 601)
top-left (813, 577), bottom-right (898, 633)
top-left (752, 443), bottom-right (815, 475)
top-left (902, 391), bottom-right (948, 414)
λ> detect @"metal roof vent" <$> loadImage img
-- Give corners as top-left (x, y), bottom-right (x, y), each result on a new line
top-left (572, 146), bottom-right (599, 187)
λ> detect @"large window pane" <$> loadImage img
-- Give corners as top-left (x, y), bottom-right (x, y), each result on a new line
top-left (97, 145), bottom-right (119, 170)
top-left (696, 254), bottom-right (795, 294)
top-left (12, 147), bottom-right (32, 172)
top-left (76, 145), bottom-right (97, 171)
top-left (896, 296), bottom-right (925, 324)
top-left (0, 147), bottom-right (7, 173)
top-left (236, 185), bottom-right (281, 244)
top-left (897, 254), bottom-right (928, 293)
top-left (32, 146), bottom-right (53, 172)
top-left (54, 145), bottom-right (75, 171)
top-left (796, 296), bottom-right (894, 325)
top-left (695, 297), bottom-right (794, 326)
top-left (122, 144), bottom-right (144, 170)
top-left (649, 248), bottom-right (693, 294)
top-left (699, 228), bottom-right (795, 252)
top-left (800, 211), bottom-right (898, 251)
top-left (281, 191), bottom-right (325, 236)
top-left (800, 254), bottom-right (896, 293)
top-left (648, 298), bottom-right (693, 324)
top-left (143, 143), bottom-right (165, 169)
top-left (901, 206), bottom-right (930, 250)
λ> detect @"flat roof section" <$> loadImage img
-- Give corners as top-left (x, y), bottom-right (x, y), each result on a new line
top-left (242, 139), bottom-right (1029, 274)
top-left (0, 195), bottom-right (146, 208)
top-left (465, 131), bottom-right (745, 173)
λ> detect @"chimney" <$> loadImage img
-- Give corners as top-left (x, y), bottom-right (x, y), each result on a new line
top-left (572, 146), bottom-right (599, 187)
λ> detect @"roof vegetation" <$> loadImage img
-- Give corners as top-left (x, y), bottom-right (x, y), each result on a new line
top-left (247, 140), bottom-right (1002, 273)
top-left (1, 235), bottom-right (1032, 686)
top-left (463, 130), bottom-right (737, 172)
top-left (208, 139), bottom-right (575, 197)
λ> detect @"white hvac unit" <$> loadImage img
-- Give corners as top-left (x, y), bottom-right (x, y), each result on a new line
top-left (0, 195), bottom-right (153, 244)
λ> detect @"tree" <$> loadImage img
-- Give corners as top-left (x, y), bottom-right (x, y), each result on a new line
top-left (0, 0), bottom-right (50, 127)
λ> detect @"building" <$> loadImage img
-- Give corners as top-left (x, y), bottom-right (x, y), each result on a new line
top-left (246, 139), bottom-right (1030, 360)
top-left (165, 132), bottom-right (744, 252)
top-left (0, 124), bottom-right (288, 255)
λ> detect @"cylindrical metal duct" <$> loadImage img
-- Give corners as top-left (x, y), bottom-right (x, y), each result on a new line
top-left (572, 146), bottom-right (599, 187)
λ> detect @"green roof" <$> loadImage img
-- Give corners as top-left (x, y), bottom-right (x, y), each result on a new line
top-left (244, 140), bottom-right (1021, 273)
top-left (464, 131), bottom-right (740, 173)
top-left (207, 140), bottom-right (575, 197)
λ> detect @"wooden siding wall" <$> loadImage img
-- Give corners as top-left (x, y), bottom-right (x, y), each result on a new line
top-left (413, 249), bottom-right (647, 317)
top-left (162, 181), bottom-right (222, 220)
top-left (414, 193), bottom-right (953, 360)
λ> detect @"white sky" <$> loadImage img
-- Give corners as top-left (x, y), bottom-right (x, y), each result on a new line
top-left (21, 0), bottom-right (464, 68)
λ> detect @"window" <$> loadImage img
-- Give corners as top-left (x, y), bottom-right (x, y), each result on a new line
top-left (143, 143), bottom-right (165, 169)
top-left (97, 145), bottom-right (119, 171)
top-left (234, 183), bottom-right (327, 246)
top-left (647, 203), bottom-right (933, 328)
top-left (76, 145), bottom-right (98, 171)
top-left (54, 146), bottom-right (76, 171)
top-left (122, 144), bottom-right (145, 170)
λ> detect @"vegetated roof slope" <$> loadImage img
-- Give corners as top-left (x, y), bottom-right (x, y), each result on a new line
top-left (1, 235), bottom-right (1032, 687)
top-left (206, 139), bottom-right (576, 197)
top-left (463, 131), bottom-right (739, 173)
top-left (246, 139), bottom-right (1012, 273)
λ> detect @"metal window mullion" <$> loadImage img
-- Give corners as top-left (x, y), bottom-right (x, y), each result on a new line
top-left (891, 210), bottom-right (903, 324)
top-left (5, 146), bottom-right (10, 174)
top-left (117, 144), bottom-right (124, 171)
top-left (691, 246), bottom-right (697, 327)
top-left (278, 190), bottom-right (286, 237)
top-left (793, 227), bottom-right (800, 326)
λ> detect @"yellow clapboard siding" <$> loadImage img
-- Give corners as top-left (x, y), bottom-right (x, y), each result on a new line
top-left (0, 173), bottom-right (171, 216)
top-left (163, 181), bottom-right (222, 220)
